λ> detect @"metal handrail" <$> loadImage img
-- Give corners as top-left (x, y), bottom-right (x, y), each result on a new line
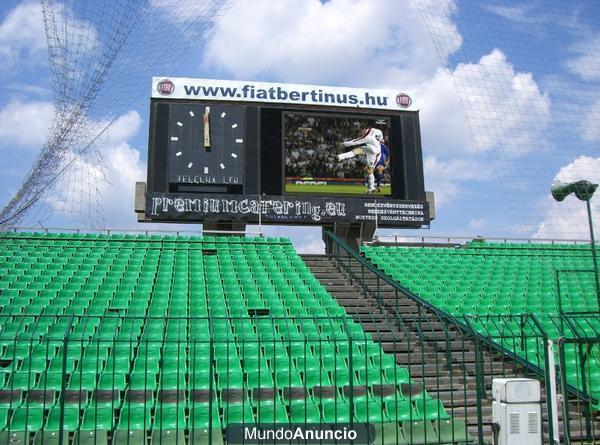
top-left (372, 233), bottom-right (594, 245)
top-left (324, 229), bottom-right (597, 408)
top-left (6, 226), bottom-right (597, 245)
top-left (7, 226), bottom-right (259, 236)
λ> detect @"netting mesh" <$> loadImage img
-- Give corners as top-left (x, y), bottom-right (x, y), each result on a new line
top-left (0, 0), bottom-right (237, 231)
top-left (2, 1), bottom-right (598, 241)
top-left (415, 1), bottom-right (600, 240)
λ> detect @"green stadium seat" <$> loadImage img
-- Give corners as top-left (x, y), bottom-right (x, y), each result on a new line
top-left (42, 406), bottom-right (80, 431)
top-left (8, 406), bottom-right (45, 431)
top-left (362, 241), bottom-right (600, 397)
top-left (95, 371), bottom-right (125, 392)
top-left (3, 372), bottom-right (37, 391)
top-left (434, 419), bottom-right (473, 443)
top-left (385, 399), bottom-right (419, 422)
top-left (129, 372), bottom-right (157, 391)
top-left (190, 404), bottom-right (221, 429)
top-left (223, 402), bottom-right (255, 425)
top-left (79, 406), bottom-right (114, 432)
top-left (189, 428), bottom-right (224, 445)
top-left (1, 343), bottom-right (32, 360)
top-left (246, 370), bottom-right (274, 388)
top-left (116, 404), bottom-right (152, 433)
top-left (153, 404), bottom-right (186, 429)
top-left (67, 373), bottom-right (97, 391)
top-left (151, 405), bottom-right (186, 444)
top-left (290, 400), bottom-right (321, 423)
top-left (275, 370), bottom-right (303, 387)
top-left (0, 232), bottom-right (448, 439)
top-left (322, 400), bottom-right (351, 423)
top-left (416, 398), bottom-right (451, 421)
top-left (256, 403), bottom-right (288, 423)
top-left (403, 420), bottom-right (440, 444)
top-left (358, 368), bottom-right (387, 385)
top-left (303, 370), bottom-right (332, 388)
top-left (331, 367), bottom-right (360, 387)
top-left (0, 408), bottom-right (7, 430)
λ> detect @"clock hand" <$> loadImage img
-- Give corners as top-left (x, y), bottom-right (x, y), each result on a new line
top-left (203, 106), bottom-right (211, 151)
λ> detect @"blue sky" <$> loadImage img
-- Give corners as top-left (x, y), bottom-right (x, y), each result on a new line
top-left (0, 0), bottom-right (598, 252)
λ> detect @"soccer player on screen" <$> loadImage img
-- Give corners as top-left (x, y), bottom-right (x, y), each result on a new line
top-left (374, 142), bottom-right (390, 192)
top-left (337, 128), bottom-right (384, 194)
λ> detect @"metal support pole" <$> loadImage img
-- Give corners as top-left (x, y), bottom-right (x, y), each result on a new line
top-left (58, 316), bottom-right (75, 445)
top-left (558, 339), bottom-right (571, 444)
top-left (258, 195), bottom-right (262, 236)
top-left (586, 200), bottom-right (600, 309)
top-left (546, 339), bottom-right (560, 445)
top-left (474, 339), bottom-right (485, 445)
top-left (556, 271), bottom-right (564, 336)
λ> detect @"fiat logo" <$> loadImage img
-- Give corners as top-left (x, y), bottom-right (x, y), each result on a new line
top-left (396, 93), bottom-right (412, 108)
top-left (157, 79), bottom-right (175, 96)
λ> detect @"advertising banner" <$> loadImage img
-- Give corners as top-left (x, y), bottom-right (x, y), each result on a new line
top-left (152, 77), bottom-right (416, 112)
top-left (147, 192), bottom-right (429, 227)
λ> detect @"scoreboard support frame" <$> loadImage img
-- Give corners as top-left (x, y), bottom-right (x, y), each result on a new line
top-left (322, 223), bottom-right (376, 254)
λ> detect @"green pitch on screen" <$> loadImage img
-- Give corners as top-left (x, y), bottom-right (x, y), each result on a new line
top-left (285, 183), bottom-right (391, 195)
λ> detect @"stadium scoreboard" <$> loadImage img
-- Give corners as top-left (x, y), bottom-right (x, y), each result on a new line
top-left (139, 77), bottom-right (431, 227)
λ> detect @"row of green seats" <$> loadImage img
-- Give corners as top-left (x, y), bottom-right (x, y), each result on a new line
top-left (0, 232), bottom-right (455, 437)
top-left (362, 242), bottom-right (598, 406)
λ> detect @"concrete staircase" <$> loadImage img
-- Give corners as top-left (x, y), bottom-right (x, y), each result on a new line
top-left (302, 253), bottom-right (600, 444)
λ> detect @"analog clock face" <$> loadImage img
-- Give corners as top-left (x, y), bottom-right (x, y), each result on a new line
top-left (168, 103), bottom-right (244, 186)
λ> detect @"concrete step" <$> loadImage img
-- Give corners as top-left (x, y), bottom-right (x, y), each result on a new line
top-left (302, 254), bottom-right (596, 444)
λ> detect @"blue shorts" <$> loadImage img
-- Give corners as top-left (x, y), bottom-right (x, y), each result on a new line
top-left (375, 157), bottom-right (387, 169)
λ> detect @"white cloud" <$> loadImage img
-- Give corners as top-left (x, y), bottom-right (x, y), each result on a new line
top-left (244, 225), bottom-right (324, 254)
top-left (150, 0), bottom-right (226, 25)
top-left (296, 235), bottom-right (325, 254)
top-left (534, 155), bottom-right (600, 239)
top-left (46, 111), bottom-right (146, 227)
top-left (100, 145), bottom-right (146, 227)
top-left (0, 0), bottom-right (100, 87)
top-left (96, 110), bottom-right (143, 146)
top-left (0, 1), bottom-right (46, 69)
top-left (202, 3), bottom-right (551, 218)
top-left (0, 99), bottom-right (54, 148)
top-left (411, 0), bottom-right (461, 60)
top-left (6, 83), bottom-right (52, 98)
top-left (484, 4), bottom-right (551, 25)
top-left (565, 35), bottom-right (600, 81)
top-left (415, 68), bottom-right (472, 155)
top-left (88, 111), bottom-right (146, 228)
top-left (203, 0), bottom-right (460, 85)
top-left (468, 218), bottom-right (487, 230)
top-left (423, 156), bottom-right (492, 207)
top-left (581, 98), bottom-right (600, 142)
top-left (452, 49), bottom-right (551, 153)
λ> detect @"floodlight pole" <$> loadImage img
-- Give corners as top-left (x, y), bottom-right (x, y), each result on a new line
top-left (552, 180), bottom-right (599, 308)
top-left (586, 199), bottom-right (600, 308)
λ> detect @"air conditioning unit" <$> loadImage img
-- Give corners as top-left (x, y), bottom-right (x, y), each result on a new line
top-left (492, 378), bottom-right (542, 445)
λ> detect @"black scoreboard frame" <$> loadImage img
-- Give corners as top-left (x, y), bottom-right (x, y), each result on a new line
top-left (145, 99), bottom-right (430, 227)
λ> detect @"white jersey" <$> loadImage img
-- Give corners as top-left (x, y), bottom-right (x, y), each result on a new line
top-left (342, 128), bottom-right (383, 167)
